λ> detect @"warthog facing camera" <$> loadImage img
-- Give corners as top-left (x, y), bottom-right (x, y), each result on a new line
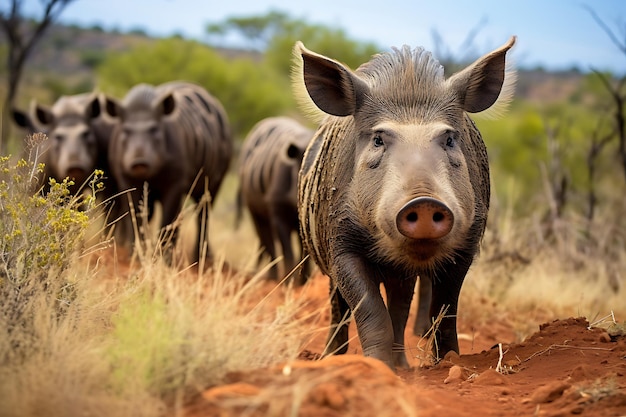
top-left (12, 93), bottom-right (117, 200)
top-left (105, 81), bottom-right (232, 262)
top-left (295, 37), bottom-right (516, 368)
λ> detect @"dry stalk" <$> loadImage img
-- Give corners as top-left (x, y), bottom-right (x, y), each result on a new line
top-left (495, 343), bottom-right (504, 373)
top-left (494, 343), bottom-right (518, 374)
top-left (588, 311), bottom-right (617, 329)
top-left (415, 305), bottom-right (448, 366)
top-left (322, 295), bottom-right (363, 357)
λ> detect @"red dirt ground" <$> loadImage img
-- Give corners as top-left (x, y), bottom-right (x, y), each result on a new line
top-left (184, 271), bottom-right (626, 417)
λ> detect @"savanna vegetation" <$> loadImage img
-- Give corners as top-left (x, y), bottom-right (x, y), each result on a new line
top-left (0, 143), bottom-right (311, 416)
top-left (0, 3), bottom-right (625, 416)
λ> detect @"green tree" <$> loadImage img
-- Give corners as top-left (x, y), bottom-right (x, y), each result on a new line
top-left (206, 10), bottom-right (290, 51)
top-left (96, 37), bottom-right (293, 137)
top-left (205, 10), bottom-right (379, 75)
top-left (266, 21), bottom-right (379, 76)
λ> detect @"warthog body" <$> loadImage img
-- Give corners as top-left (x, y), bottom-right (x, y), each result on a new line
top-left (105, 81), bottom-right (232, 261)
top-left (12, 93), bottom-right (117, 199)
top-left (295, 38), bottom-right (516, 368)
top-left (236, 116), bottom-right (313, 282)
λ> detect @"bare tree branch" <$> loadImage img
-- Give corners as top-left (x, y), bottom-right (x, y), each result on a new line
top-left (586, 118), bottom-right (614, 224)
top-left (431, 17), bottom-right (487, 74)
top-left (0, 0), bottom-right (76, 151)
top-left (583, 4), bottom-right (626, 56)
top-left (585, 5), bottom-right (626, 183)
top-left (592, 68), bottom-right (626, 182)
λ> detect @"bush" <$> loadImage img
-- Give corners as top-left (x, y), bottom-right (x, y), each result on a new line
top-left (0, 134), bottom-right (100, 363)
top-left (96, 38), bottom-right (294, 137)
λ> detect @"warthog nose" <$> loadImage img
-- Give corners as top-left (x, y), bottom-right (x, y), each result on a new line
top-left (396, 197), bottom-right (454, 240)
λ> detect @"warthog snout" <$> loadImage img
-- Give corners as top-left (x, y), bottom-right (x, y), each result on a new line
top-left (66, 167), bottom-right (88, 182)
top-left (396, 197), bottom-right (454, 240)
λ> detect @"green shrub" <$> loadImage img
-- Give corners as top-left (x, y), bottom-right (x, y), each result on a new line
top-left (0, 135), bottom-right (102, 362)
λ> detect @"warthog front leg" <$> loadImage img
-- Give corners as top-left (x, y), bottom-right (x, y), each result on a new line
top-left (333, 254), bottom-right (395, 369)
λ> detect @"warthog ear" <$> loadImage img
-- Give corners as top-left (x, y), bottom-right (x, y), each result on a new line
top-left (104, 96), bottom-right (124, 119)
top-left (34, 103), bottom-right (54, 127)
top-left (12, 107), bottom-right (33, 130)
top-left (154, 92), bottom-right (176, 117)
top-left (294, 41), bottom-right (369, 117)
top-left (447, 36), bottom-right (517, 114)
top-left (85, 95), bottom-right (102, 119)
top-left (286, 143), bottom-right (304, 161)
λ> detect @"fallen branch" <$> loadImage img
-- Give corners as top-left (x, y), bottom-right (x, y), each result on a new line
top-left (523, 343), bottom-right (614, 363)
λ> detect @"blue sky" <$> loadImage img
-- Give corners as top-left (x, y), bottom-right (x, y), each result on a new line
top-left (23, 0), bottom-right (626, 73)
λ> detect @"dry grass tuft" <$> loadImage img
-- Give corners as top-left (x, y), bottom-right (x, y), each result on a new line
top-left (412, 306), bottom-right (448, 366)
top-left (460, 187), bottom-right (626, 343)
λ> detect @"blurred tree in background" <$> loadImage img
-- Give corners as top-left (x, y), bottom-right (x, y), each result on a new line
top-left (96, 37), bottom-right (294, 137)
top-left (478, 75), bottom-right (618, 219)
top-left (205, 10), bottom-right (379, 75)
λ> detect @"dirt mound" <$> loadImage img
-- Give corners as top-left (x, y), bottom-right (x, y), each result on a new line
top-left (186, 317), bottom-right (626, 417)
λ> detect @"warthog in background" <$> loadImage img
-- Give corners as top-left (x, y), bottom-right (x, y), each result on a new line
top-left (12, 93), bottom-right (117, 200)
top-left (236, 116), bottom-right (314, 283)
top-left (105, 81), bottom-right (232, 262)
top-left (295, 37), bottom-right (516, 369)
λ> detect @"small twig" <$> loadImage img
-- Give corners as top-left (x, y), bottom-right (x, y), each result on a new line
top-left (523, 343), bottom-right (614, 363)
top-left (495, 343), bottom-right (504, 373)
top-left (588, 310), bottom-right (617, 329)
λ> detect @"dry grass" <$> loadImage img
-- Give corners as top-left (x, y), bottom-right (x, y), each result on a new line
top-left (0, 159), bottom-right (314, 417)
top-left (0, 253), bottom-right (310, 417)
top-left (460, 185), bottom-right (626, 343)
top-left (209, 171), bottom-right (263, 273)
top-left (411, 306), bottom-right (449, 366)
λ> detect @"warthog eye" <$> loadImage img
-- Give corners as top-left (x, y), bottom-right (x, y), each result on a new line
top-left (445, 136), bottom-right (455, 149)
top-left (373, 134), bottom-right (384, 147)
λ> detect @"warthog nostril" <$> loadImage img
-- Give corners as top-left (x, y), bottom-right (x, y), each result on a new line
top-left (396, 197), bottom-right (454, 240)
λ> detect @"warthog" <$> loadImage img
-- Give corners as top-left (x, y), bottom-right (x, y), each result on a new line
top-left (12, 93), bottom-right (117, 200)
top-left (236, 116), bottom-right (314, 283)
top-left (295, 37), bottom-right (516, 369)
top-left (105, 81), bottom-right (233, 261)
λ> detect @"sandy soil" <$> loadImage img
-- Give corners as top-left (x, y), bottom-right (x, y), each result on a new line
top-left (184, 271), bottom-right (626, 417)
